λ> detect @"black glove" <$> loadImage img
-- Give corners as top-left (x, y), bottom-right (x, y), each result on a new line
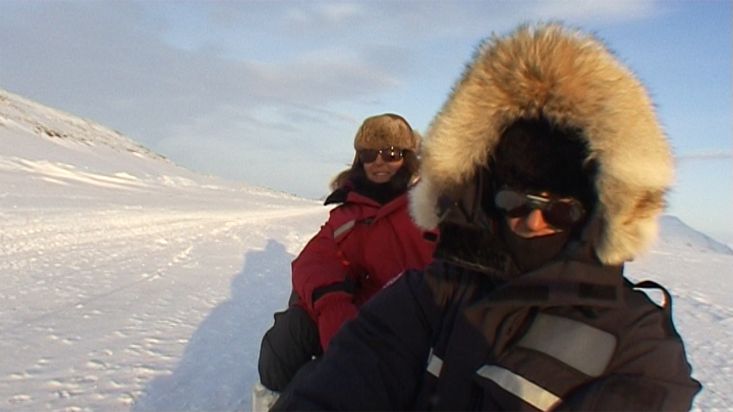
top-left (258, 306), bottom-right (322, 391)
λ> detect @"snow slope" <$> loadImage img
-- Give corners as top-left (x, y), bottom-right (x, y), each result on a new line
top-left (657, 215), bottom-right (733, 255)
top-left (1, 89), bottom-right (731, 411)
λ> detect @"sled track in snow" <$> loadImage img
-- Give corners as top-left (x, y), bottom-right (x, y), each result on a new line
top-left (0, 205), bottom-right (323, 326)
top-left (0, 203), bottom-right (326, 411)
top-left (0, 207), bottom-right (320, 261)
top-left (0, 206), bottom-right (320, 328)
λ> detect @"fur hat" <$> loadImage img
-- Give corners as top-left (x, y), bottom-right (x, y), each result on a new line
top-left (409, 23), bottom-right (674, 264)
top-left (329, 113), bottom-right (421, 191)
top-left (354, 113), bottom-right (419, 151)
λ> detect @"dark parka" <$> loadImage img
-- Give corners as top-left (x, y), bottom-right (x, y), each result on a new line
top-left (274, 24), bottom-right (701, 411)
top-left (275, 225), bottom-right (700, 410)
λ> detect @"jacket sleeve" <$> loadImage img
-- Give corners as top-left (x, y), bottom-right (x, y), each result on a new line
top-left (274, 270), bottom-right (437, 411)
top-left (291, 213), bottom-right (359, 349)
top-left (313, 291), bottom-right (358, 349)
top-left (558, 293), bottom-right (702, 411)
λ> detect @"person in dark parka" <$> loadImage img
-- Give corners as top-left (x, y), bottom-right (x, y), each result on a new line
top-left (273, 23), bottom-right (701, 411)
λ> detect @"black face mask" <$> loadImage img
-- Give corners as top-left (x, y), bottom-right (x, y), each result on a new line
top-left (499, 218), bottom-right (570, 272)
top-left (352, 165), bottom-right (411, 204)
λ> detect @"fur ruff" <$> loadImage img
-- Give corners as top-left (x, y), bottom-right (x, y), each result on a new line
top-left (409, 23), bottom-right (674, 264)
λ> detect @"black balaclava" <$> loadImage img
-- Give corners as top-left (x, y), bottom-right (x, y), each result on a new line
top-left (486, 118), bottom-right (598, 271)
top-left (351, 164), bottom-right (412, 205)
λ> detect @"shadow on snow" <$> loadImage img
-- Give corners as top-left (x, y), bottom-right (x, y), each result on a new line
top-left (133, 239), bottom-right (293, 411)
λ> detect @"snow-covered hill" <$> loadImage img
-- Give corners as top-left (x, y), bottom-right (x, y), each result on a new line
top-left (0, 88), bottom-right (305, 211)
top-left (0, 89), bottom-right (165, 162)
top-left (1, 90), bottom-right (730, 410)
top-left (656, 215), bottom-right (733, 255)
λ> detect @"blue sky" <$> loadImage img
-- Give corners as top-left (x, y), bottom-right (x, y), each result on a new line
top-left (1, 0), bottom-right (731, 242)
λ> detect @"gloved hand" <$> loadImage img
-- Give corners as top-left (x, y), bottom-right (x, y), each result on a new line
top-left (314, 291), bottom-right (358, 350)
top-left (258, 306), bottom-right (321, 391)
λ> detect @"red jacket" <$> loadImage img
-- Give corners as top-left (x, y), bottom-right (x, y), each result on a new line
top-left (292, 189), bottom-right (436, 349)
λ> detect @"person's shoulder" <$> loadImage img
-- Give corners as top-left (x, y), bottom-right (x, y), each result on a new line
top-left (362, 268), bottom-right (442, 328)
top-left (325, 192), bottom-right (385, 226)
top-left (321, 194), bottom-right (379, 236)
top-left (622, 280), bottom-right (673, 317)
top-left (324, 186), bottom-right (349, 205)
top-left (590, 279), bottom-right (682, 340)
top-left (323, 203), bottom-right (361, 230)
top-left (376, 268), bottom-right (431, 300)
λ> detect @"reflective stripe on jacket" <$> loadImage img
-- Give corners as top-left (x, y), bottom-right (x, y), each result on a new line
top-left (277, 259), bottom-right (701, 410)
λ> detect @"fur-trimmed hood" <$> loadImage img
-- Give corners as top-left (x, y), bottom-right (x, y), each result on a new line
top-left (409, 23), bottom-right (674, 265)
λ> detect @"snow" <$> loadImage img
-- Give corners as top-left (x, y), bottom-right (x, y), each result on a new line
top-left (1, 88), bottom-right (732, 411)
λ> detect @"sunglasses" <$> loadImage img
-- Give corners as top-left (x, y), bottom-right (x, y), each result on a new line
top-left (358, 147), bottom-right (405, 163)
top-left (494, 189), bottom-right (585, 229)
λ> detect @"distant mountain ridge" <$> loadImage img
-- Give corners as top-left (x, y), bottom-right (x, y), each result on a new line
top-left (0, 88), bottom-right (165, 162)
top-left (655, 215), bottom-right (733, 255)
top-left (0, 88), bottom-right (306, 207)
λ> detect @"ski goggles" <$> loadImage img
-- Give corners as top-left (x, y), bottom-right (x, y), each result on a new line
top-left (357, 147), bottom-right (405, 163)
top-left (494, 189), bottom-right (585, 229)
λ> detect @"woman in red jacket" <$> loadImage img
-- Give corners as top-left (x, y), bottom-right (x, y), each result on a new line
top-left (256, 113), bottom-right (436, 396)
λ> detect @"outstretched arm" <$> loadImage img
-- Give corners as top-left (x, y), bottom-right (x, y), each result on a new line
top-left (274, 271), bottom-right (437, 410)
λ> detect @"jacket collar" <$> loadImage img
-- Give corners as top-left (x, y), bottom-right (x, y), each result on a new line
top-left (325, 186), bottom-right (409, 219)
top-left (347, 191), bottom-right (409, 219)
top-left (479, 258), bottom-right (625, 309)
